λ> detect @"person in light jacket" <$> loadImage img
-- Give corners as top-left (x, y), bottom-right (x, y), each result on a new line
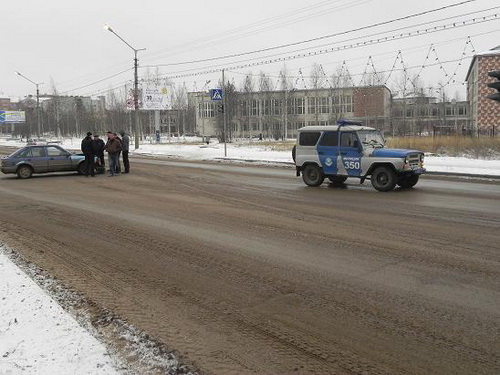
top-left (104, 131), bottom-right (122, 177)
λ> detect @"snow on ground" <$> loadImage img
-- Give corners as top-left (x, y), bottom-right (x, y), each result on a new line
top-left (0, 135), bottom-right (498, 374)
top-left (1, 136), bottom-right (499, 176)
top-left (135, 142), bottom-right (500, 176)
top-left (0, 250), bottom-right (120, 374)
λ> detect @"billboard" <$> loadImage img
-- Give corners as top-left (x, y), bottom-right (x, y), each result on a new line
top-left (0, 111), bottom-right (26, 123)
top-left (141, 84), bottom-right (172, 110)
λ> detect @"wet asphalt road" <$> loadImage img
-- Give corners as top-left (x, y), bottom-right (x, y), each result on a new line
top-left (1, 149), bottom-right (499, 374)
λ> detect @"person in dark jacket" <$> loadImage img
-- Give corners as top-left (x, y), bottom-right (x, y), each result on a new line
top-left (81, 132), bottom-right (95, 177)
top-left (104, 131), bottom-right (122, 177)
top-left (93, 134), bottom-right (105, 168)
top-left (120, 130), bottom-right (130, 173)
top-left (114, 133), bottom-right (122, 174)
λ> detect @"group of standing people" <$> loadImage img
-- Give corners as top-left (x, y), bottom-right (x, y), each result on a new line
top-left (81, 131), bottom-right (130, 177)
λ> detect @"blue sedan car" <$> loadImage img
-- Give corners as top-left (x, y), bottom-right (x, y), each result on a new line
top-left (1, 145), bottom-right (93, 179)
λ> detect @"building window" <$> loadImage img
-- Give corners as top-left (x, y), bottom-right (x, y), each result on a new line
top-left (272, 99), bottom-right (282, 115)
top-left (251, 100), bottom-right (259, 116)
top-left (251, 120), bottom-right (259, 131)
top-left (295, 98), bottom-right (305, 114)
top-left (287, 97), bottom-right (305, 115)
top-left (205, 102), bottom-right (214, 118)
top-left (308, 97), bottom-right (317, 114)
top-left (343, 95), bottom-right (353, 113)
top-left (263, 100), bottom-right (271, 116)
top-left (319, 97), bottom-right (329, 113)
top-left (239, 100), bottom-right (248, 116)
top-left (199, 102), bottom-right (214, 118)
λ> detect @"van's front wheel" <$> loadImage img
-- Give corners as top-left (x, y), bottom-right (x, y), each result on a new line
top-left (371, 166), bottom-right (397, 192)
top-left (302, 164), bottom-right (324, 187)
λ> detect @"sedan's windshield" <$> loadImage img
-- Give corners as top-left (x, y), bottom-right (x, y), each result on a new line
top-left (357, 130), bottom-right (385, 148)
top-left (10, 148), bottom-right (30, 157)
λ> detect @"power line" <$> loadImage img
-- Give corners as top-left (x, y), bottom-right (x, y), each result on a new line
top-left (145, 0), bottom-right (479, 68)
top-left (62, 5), bottom-right (495, 96)
top-left (158, 13), bottom-right (498, 80)
top-left (146, 0), bottom-right (369, 60)
top-left (59, 68), bottom-right (132, 95)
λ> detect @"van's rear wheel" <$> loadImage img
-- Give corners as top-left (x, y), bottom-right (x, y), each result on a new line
top-left (329, 176), bottom-right (348, 184)
top-left (371, 166), bottom-right (397, 192)
top-left (302, 164), bottom-right (324, 187)
top-left (397, 174), bottom-right (419, 189)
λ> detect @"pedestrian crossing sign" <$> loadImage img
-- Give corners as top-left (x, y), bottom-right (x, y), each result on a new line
top-left (210, 89), bottom-right (223, 101)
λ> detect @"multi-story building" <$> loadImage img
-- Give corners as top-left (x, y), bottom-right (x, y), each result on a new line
top-left (188, 86), bottom-right (392, 139)
top-left (0, 98), bottom-right (17, 111)
top-left (391, 96), bottom-right (470, 136)
top-left (465, 45), bottom-right (500, 135)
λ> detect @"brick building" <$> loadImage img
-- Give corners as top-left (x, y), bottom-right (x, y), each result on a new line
top-left (188, 85), bottom-right (392, 139)
top-left (465, 46), bottom-right (500, 134)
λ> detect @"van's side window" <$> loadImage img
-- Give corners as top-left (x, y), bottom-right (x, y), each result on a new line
top-left (319, 132), bottom-right (338, 146)
top-left (299, 132), bottom-right (321, 146)
top-left (340, 132), bottom-right (359, 148)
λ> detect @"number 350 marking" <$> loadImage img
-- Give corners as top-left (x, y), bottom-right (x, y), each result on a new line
top-left (344, 161), bottom-right (360, 169)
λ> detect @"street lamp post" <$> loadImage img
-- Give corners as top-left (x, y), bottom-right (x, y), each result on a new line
top-left (104, 24), bottom-right (145, 150)
top-left (15, 71), bottom-right (42, 138)
top-left (197, 80), bottom-right (211, 142)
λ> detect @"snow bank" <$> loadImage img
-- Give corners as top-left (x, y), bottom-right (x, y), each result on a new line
top-left (0, 251), bottom-right (119, 374)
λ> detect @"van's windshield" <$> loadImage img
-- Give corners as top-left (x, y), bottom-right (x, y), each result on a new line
top-left (357, 130), bottom-right (385, 148)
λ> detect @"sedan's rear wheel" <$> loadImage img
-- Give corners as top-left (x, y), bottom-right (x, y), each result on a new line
top-left (17, 165), bottom-right (33, 179)
top-left (302, 164), bottom-right (324, 187)
top-left (78, 162), bottom-right (86, 175)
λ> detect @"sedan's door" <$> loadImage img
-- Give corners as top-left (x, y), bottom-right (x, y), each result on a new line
top-left (28, 147), bottom-right (49, 172)
top-left (46, 146), bottom-right (72, 171)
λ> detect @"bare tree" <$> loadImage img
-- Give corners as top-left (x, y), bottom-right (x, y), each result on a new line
top-left (258, 72), bottom-right (273, 138)
top-left (241, 73), bottom-right (255, 137)
top-left (309, 63), bottom-right (326, 90)
top-left (215, 78), bottom-right (237, 141)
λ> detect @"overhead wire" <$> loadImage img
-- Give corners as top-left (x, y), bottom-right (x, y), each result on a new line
top-left (156, 13), bottom-right (498, 80)
top-left (145, 0), bottom-right (480, 68)
top-left (146, 0), bottom-right (369, 60)
top-left (63, 3), bottom-right (493, 96)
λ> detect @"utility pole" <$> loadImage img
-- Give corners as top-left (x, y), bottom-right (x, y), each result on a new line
top-left (15, 71), bottom-right (42, 138)
top-left (284, 89), bottom-right (288, 140)
top-left (222, 69), bottom-right (227, 157)
top-left (104, 24), bottom-right (145, 149)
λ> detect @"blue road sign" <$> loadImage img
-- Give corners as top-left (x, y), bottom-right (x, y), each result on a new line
top-left (0, 111), bottom-right (5, 123)
top-left (210, 89), bottom-right (223, 101)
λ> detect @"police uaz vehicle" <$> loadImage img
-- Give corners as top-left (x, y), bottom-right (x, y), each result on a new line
top-left (293, 120), bottom-right (425, 192)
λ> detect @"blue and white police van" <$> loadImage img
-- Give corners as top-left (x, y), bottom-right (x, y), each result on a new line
top-left (293, 120), bottom-right (425, 192)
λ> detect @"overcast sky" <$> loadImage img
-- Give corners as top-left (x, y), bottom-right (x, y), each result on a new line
top-left (3, 0), bottom-right (499, 101)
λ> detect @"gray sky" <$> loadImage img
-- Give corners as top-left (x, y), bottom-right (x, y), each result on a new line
top-left (3, 0), bottom-right (499, 101)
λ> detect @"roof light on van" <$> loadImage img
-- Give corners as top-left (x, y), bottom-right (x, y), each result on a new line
top-left (336, 119), bottom-right (364, 127)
